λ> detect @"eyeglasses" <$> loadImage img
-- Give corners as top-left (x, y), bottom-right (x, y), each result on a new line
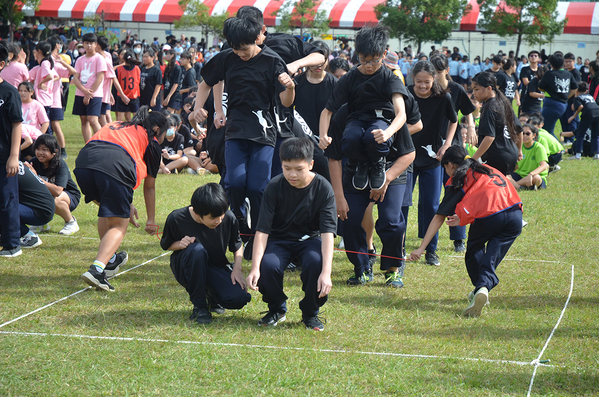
top-left (523, 132), bottom-right (533, 136)
top-left (359, 57), bottom-right (383, 66)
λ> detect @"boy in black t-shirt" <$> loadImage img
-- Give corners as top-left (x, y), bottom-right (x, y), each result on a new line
top-left (569, 82), bottom-right (599, 159)
top-left (246, 138), bottom-right (336, 331)
top-left (161, 183), bottom-right (251, 324)
top-left (178, 51), bottom-right (196, 103)
top-left (0, 43), bottom-right (24, 258)
top-left (319, 25), bottom-right (407, 191)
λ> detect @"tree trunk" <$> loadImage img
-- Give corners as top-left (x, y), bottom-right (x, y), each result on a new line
top-left (417, 41), bottom-right (422, 55)
top-left (515, 32), bottom-right (522, 60)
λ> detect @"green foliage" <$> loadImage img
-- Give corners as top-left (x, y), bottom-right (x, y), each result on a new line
top-left (477, 0), bottom-right (567, 57)
top-left (0, 0), bottom-right (41, 41)
top-left (375, 0), bottom-right (471, 54)
top-left (175, 0), bottom-right (229, 39)
top-left (272, 0), bottom-right (331, 38)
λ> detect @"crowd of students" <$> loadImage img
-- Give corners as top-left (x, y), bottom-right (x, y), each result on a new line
top-left (1, 10), bottom-right (595, 331)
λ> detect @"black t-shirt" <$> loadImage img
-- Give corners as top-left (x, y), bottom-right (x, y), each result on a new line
top-left (573, 94), bottom-right (599, 119)
top-left (478, 97), bottom-right (520, 174)
top-left (160, 132), bottom-right (185, 156)
top-left (75, 139), bottom-right (162, 190)
top-left (538, 69), bottom-right (577, 103)
top-left (160, 208), bottom-right (242, 268)
top-left (31, 157), bottom-right (81, 205)
top-left (324, 98), bottom-right (417, 188)
top-left (163, 63), bottom-right (183, 102)
top-left (408, 86), bottom-right (457, 170)
top-left (178, 124), bottom-right (195, 148)
top-left (204, 89), bottom-right (226, 168)
top-left (581, 65), bottom-right (590, 84)
top-left (0, 81), bottom-right (23, 163)
top-left (201, 46), bottom-right (287, 147)
top-left (568, 67), bottom-right (582, 83)
top-left (441, 81), bottom-right (476, 145)
top-left (496, 71), bottom-right (518, 100)
top-left (437, 185), bottom-right (465, 216)
top-left (139, 64), bottom-right (162, 106)
top-left (17, 161), bottom-right (55, 223)
top-left (193, 62), bottom-right (202, 83)
top-left (326, 66), bottom-right (407, 124)
top-left (519, 65), bottom-right (538, 97)
top-left (256, 173), bottom-right (337, 241)
top-left (180, 67), bottom-right (196, 102)
top-left (520, 77), bottom-right (543, 113)
top-left (294, 72), bottom-right (337, 135)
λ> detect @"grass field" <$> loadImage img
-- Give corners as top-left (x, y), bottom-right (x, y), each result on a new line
top-left (1, 91), bottom-right (598, 396)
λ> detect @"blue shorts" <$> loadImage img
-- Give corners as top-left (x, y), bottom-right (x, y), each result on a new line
top-left (49, 107), bottom-right (64, 121)
top-left (101, 102), bottom-right (111, 113)
top-left (73, 168), bottom-right (133, 218)
top-left (116, 97), bottom-right (140, 113)
top-left (65, 190), bottom-right (80, 212)
top-left (166, 97), bottom-right (182, 111)
top-left (72, 96), bottom-right (102, 117)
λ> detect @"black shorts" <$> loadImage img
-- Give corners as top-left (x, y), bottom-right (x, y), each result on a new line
top-left (73, 168), bottom-right (133, 218)
top-left (72, 96), bottom-right (102, 117)
top-left (65, 190), bottom-right (80, 212)
top-left (101, 102), bottom-right (111, 113)
top-left (166, 96), bottom-right (182, 111)
top-left (116, 97), bottom-right (140, 113)
top-left (49, 107), bottom-right (64, 121)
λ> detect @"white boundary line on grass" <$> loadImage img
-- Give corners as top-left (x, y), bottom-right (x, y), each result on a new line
top-left (0, 252), bottom-right (168, 329)
top-left (0, 329), bottom-right (559, 369)
top-left (526, 264), bottom-right (575, 397)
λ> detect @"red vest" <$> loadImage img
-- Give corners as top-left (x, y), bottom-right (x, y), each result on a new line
top-left (116, 65), bottom-right (141, 99)
top-left (447, 167), bottom-right (522, 226)
top-left (88, 123), bottom-right (152, 190)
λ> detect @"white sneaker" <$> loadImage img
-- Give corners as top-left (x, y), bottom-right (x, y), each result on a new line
top-left (594, 154), bottom-right (599, 160)
top-left (30, 224), bottom-right (51, 233)
top-left (59, 218), bottom-right (80, 235)
top-left (338, 237), bottom-right (345, 249)
top-left (462, 287), bottom-right (489, 317)
top-left (20, 232), bottom-right (42, 249)
top-left (568, 154), bottom-right (581, 160)
top-left (186, 167), bottom-right (197, 174)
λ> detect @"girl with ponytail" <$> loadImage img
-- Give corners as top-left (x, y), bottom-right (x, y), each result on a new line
top-left (74, 106), bottom-right (169, 292)
top-left (32, 41), bottom-right (58, 135)
top-left (410, 145), bottom-right (523, 318)
top-left (470, 71), bottom-right (522, 176)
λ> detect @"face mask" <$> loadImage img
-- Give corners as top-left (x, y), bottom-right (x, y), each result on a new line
top-left (58, 45), bottom-right (63, 52)
top-left (134, 47), bottom-right (141, 54)
top-left (166, 128), bottom-right (175, 137)
top-left (474, 61), bottom-right (479, 65)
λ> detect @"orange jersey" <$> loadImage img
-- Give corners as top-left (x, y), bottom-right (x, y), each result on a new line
top-left (116, 65), bottom-right (141, 99)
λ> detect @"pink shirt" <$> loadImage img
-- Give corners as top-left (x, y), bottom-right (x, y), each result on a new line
top-left (0, 61), bottom-right (29, 88)
top-left (22, 100), bottom-right (49, 130)
top-left (52, 60), bottom-right (69, 109)
top-left (29, 66), bottom-right (39, 83)
top-left (102, 51), bottom-right (115, 104)
top-left (75, 52), bottom-right (107, 98)
top-left (34, 60), bottom-right (56, 107)
top-left (21, 124), bottom-right (43, 140)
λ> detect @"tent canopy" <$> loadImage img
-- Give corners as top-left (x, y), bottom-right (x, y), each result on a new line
top-left (22, 0), bottom-right (599, 34)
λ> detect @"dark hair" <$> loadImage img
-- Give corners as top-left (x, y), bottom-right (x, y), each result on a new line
top-left (502, 58), bottom-right (514, 71)
top-left (191, 183), bottom-right (229, 217)
top-left (311, 40), bottom-right (330, 61)
top-left (143, 48), bottom-right (156, 58)
top-left (327, 57), bottom-right (350, 74)
top-left (119, 106), bottom-right (169, 138)
top-left (184, 96), bottom-right (194, 105)
top-left (35, 41), bottom-right (55, 69)
top-left (589, 60), bottom-right (599, 75)
top-left (548, 53), bottom-right (564, 70)
top-left (471, 71), bottom-right (521, 142)
top-left (6, 43), bottom-right (20, 61)
top-left (236, 6), bottom-right (264, 26)
top-left (536, 64), bottom-right (547, 80)
top-left (123, 50), bottom-right (141, 66)
top-left (171, 113), bottom-right (182, 126)
top-left (355, 24), bottom-right (389, 58)
top-left (577, 81), bottom-right (589, 93)
top-left (97, 36), bottom-right (109, 51)
top-left (492, 55), bottom-right (503, 65)
top-left (528, 113), bottom-right (544, 126)
top-left (411, 60), bottom-right (447, 97)
top-left (223, 17), bottom-right (262, 50)
top-left (179, 51), bottom-right (192, 61)
top-left (528, 50), bottom-right (540, 57)
top-left (81, 33), bottom-right (98, 43)
top-left (519, 112), bottom-right (531, 121)
top-left (430, 53), bottom-right (449, 72)
top-left (441, 145), bottom-right (492, 189)
top-left (48, 36), bottom-right (63, 53)
top-left (18, 81), bottom-right (36, 99)
top-left (564, 52), bottom-right (575, 61)
top-left (33, 134), bottom-right (61, 176)
top-left (163, 49), bottom-right (176, 76)
top-left (279, 137), bottom-right (314, 163)
top-left (522, 123), bottom-right (538, 136)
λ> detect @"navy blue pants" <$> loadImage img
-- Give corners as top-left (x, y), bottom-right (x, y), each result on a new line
top-left (542, 98), bottom-right (567, 138)
top-left (343, 184), bottom-right (406, 276)
top-left (465, 207), bottom-right (522, 293)
top-left (559, 104), bottom-right (579, 142)
top-left (258, 238), bottom-right (327, 317)
top-left (0, 167), bottom-right (20, 249)
top-left (224, 139), bottom-right (273, 230)
top-left (170, 243), bottom-right (251, 310)
top-left (19, 204), bottom-right (52, 237)
top-left (574, 116), bottom-right (599, 154)
top-left (548, 152), bottom-right (563, 167)
top-left (342, 119), bottom-right (391, 164)
top-left (443, 169), bottom-right (466, 241)
top-left (407, 166), bottom-right (443, 252)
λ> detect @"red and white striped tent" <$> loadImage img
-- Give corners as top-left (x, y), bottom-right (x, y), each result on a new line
top-left (22, 0), bottom-right (599, 34)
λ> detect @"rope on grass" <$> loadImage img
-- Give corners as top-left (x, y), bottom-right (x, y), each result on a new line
top-left (526, 264), bottom-right (575, 397)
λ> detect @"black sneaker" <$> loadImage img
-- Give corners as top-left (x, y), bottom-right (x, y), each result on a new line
top-left (302, 315), bottom-right (325, 331)
top-left (243, 236), bottom-right (254, 261)
top-left (453, 240), bottom-right (466, 253)
top-left (352, 163), bottom-right (369, 190)
top-left (368, 245), bottom-right (377, 267)
top-left (105, 251), bottom-right (129, 278)
top-left (346, 270), bottom-right (373, 285)
top-left (81, 266), bottom-right (115, 292)
top-left (425, 251), bottom-right (440, 266)
top-left (61, 148), bottom-right (68, 160)
top-left (0, 247), bottom-right (22, 257)
top-left (20, 233), bottom-right (42, 249)
top-left (369, 157), bottom-right (387, 190)
top-left (192, 307), bottom-right (212, 324)
top-left (207, 295), bottom-right (226, 315)
top-left (258, 311), bottom-right (286, 326)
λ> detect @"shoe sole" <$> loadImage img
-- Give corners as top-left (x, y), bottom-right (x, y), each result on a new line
top-left (105, 253), bottom-right (129, 278)
top-left (195, 316), bottom-right (213, 324)
top-left (462, 291), bottom-right (488, 317)
top-left (304, 324), bottom-right (324, 331)
top-left (258, 314), bottom-right (286, 327)
top-left (59, 225), bottom-right (80, 235)
top-left (0, 250), bottom-right (22, 258)
top-left (21, 239), bottom-right (42, 249)
top-left (369, 173), bottom-right (386, 191)
top-left (81, 272), bottom-right (113, 292)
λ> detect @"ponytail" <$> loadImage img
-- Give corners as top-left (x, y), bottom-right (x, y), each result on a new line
top-left (35, 41), bottom-right (55, 69)
top-left (120, 106), bottom-right (169, 138)
top-left (123, 49), bottom-right (142, 67)
top-left (441, 145), bottom-right (492, 189)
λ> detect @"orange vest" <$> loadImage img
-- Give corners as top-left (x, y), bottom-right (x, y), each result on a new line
top-left (116, 65), bottom-right (141, 99)
top-left (447, 167), bottom-right (522, 226)
top-left (88, 123), bottom-right (152, 190)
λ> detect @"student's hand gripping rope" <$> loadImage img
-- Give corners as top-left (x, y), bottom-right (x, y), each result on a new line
top-left (445, 214), bottom-right (461, 227)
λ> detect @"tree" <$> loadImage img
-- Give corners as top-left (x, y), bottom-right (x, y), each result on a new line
top-left (375, 0), bottom-right (471, 54)
top-left (477, 0), bottom-right (566, 59)
top-left (0, 0), bottom-right (41, 42)
top-left (175, 0), bottom-right (229, 44)
top-left (271, 0), bottom-right (331, 38)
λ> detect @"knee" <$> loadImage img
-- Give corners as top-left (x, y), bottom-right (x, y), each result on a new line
top-left (260, 253), bottom-right (283, 275)
top-left (186, 243), bottom-right (209, 260)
